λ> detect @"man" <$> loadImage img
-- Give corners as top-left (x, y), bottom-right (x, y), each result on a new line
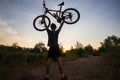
top-left (43, 19), bottom-right (68, 80)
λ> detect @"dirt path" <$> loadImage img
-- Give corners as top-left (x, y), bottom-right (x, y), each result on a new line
top-left (1, 56), bottom-right (119, 80)
top-left (29, 56), bottom-right (120, 80)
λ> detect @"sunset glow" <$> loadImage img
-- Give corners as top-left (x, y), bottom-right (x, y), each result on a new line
top-left (0, 0), bottom-right (120, 50)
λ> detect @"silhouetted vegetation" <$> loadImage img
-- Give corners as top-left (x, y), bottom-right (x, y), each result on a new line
top-left (0, 35), bottom-right (120, 67)
top-left (98, 35), bottom-right (120, 67)
top-left (63, 42), bottom-right (98, 61)
top-left (0, 42), bottom-right (48, 66)
top-left (32, 42), bottom-right (47, 54)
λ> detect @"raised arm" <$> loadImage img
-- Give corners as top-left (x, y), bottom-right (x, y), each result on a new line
top-left (57, 18), bottom-right (65, 32)
top-left (43, 17), bottom-right (49, 31)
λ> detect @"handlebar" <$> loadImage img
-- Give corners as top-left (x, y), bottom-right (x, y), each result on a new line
top-left (43, 0), bottom-right (46, 7)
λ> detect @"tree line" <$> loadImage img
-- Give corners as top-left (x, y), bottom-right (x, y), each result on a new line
top-left (0, 35), bottom-right (120, 66)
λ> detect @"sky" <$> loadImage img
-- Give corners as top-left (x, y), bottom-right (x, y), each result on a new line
top-left (0, 0), bottom-right (120, 50)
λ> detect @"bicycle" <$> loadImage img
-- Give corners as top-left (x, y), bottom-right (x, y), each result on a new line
top-left (33, 0), bottom-right (80, 31)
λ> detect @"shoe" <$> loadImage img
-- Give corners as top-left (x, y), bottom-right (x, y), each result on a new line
top-left (61, 75), bottom-right (68, 80)
top-left (42, 77), bottom-right (49, 80)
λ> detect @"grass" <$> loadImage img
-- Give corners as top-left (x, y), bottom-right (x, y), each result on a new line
top-left (0, 51), bottom-right (47, 66)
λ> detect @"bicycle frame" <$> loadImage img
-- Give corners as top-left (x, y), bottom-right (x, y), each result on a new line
top-left (44, 8), bottom-right (63, 20)
top-left (43, 1), bottom-right (63, 19)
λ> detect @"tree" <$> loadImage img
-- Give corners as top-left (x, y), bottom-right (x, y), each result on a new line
top-left (74, 41), bottom-right (83, 49)
top-left (59, 43), bottom-right (64, 54)
top-left (99, 35), bottom-right (120, 66)
top-left (72, 41), bottom-right (84, 57)
top-left (100, 35), bottom-right (120, 49)
top-left (33, 42), bottom-right (47, 53)
top-left (70, 46), bottom-right (74, 50)
top-left (12, 42), bottom-right (19, 48)
top-left (11, 42), bottom-right (23, 51)
top-left (110, 35), bottom-right (120, 46)
top-left (84, 44), bottom-right (93, 54)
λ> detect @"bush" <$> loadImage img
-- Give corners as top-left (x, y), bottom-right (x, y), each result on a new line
top-left (63, 50), bottom-right (80, 61)
top-left (63, 48), bottom-right (89, 61)
top-left (102, 46), bottom-right (120, 67)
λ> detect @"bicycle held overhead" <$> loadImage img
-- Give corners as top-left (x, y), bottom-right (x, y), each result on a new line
top-left (33, 0), bottom-right (80, 31)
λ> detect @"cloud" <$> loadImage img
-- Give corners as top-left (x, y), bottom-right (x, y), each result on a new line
top-left (0, 18), bottom-right (35, 48)
top-left (0, 18), bottom-right (17, 40)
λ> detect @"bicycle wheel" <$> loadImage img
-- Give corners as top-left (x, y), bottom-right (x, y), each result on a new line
top-left (62, 8), bottom-right (80, 24)
top-left (33, 15), bottom-right (51, 31)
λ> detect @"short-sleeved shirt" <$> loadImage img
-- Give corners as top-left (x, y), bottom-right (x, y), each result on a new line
top-left (47, 29), bottom-right (60, 47)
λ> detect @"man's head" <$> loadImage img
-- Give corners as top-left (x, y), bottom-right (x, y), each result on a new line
top-left (51, 23), bottom-right (56, 31)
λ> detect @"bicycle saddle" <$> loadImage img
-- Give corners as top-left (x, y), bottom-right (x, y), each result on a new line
top-left (58, 2), bottom-right (64, 6)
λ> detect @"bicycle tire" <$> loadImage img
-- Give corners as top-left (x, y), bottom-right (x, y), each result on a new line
top-left (62, 8), bottom-right (80, 24)
top-left (33, 15), bottom-right (51, 31)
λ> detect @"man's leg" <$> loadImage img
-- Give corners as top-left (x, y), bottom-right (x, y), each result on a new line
top-left (45, 58), bottom-right (52, 79)
top-left (43, 58), bottom-right (52, 80)
top-left (57, 57), bottom-right (63, 74)
top-left (57, 57), bottom-right (68, 80)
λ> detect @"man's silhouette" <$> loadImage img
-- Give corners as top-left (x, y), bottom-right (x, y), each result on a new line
top-left (43, 19), bottom-right (68, 80)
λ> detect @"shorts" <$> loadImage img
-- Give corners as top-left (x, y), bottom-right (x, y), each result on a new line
top-left (48, 46), bottom-right (61, 58)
